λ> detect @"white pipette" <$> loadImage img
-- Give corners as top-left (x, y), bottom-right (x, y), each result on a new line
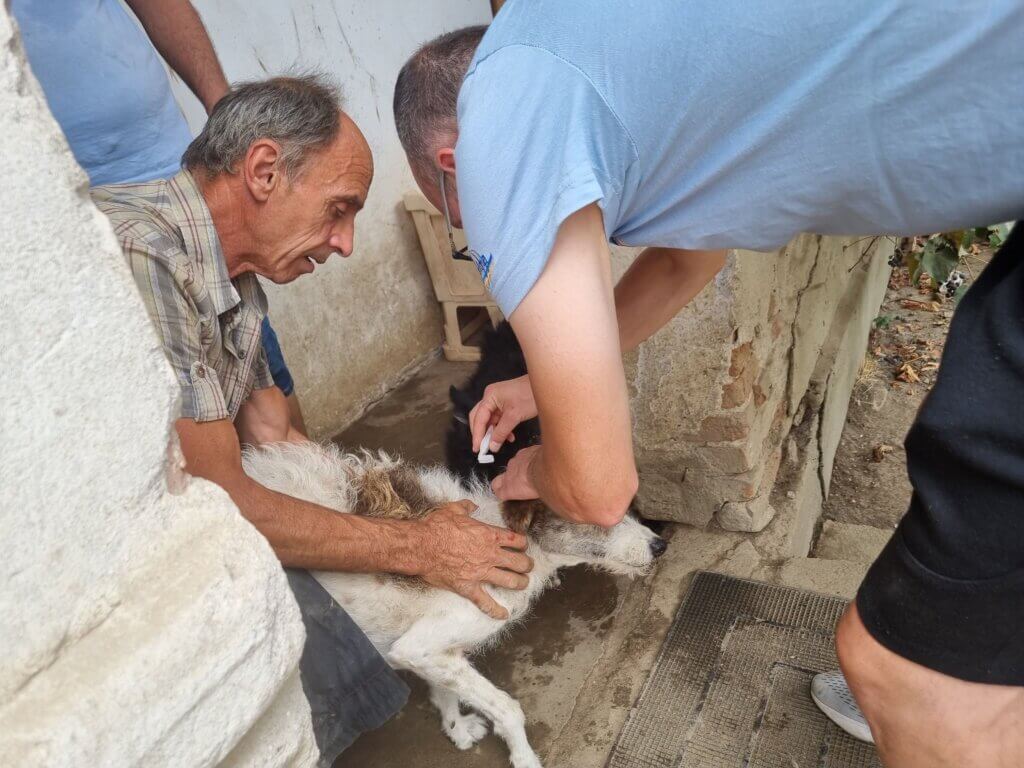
top-left (477, 425), bottom-right (495, 464)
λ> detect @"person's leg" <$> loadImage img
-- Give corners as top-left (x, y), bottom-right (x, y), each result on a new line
top-left (285, 570), bottom-right (408, 765)
top-left (261, 315), bottom-right (307, 435)
top-left (837, 602), bottom-right (1024, 768)
top-left (835, 224), bottom-right (1024, 765)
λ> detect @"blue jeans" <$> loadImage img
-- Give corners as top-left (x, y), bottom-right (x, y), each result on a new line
top-left (262, 315), bottom-right (295, 396)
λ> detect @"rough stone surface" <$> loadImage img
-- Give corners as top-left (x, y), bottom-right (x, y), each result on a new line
top-left (172, 1), bottom-right (494, 440)
top-left (0, 12), bottom-right (314, 765)
top-left (814, 521), bottom-right (893, 564)
top-left (757, 558), bottom-right (870, 600)
top-left (626, 234), bottom-right (892, 530)
top-left (718, 496), bottom-right (776, 533)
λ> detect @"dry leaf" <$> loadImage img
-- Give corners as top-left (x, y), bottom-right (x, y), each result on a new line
top-left (872, 444), bottom-right (894, 462)
top-left (896, 363), bottom-right (920, 383)
top-left (901, 299), bottom-right (940, 312)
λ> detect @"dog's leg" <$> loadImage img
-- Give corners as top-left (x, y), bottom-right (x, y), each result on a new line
top-left (391, 623), bottom-right (542, 768)
top-left (429, 683), bottom-right (489, 750)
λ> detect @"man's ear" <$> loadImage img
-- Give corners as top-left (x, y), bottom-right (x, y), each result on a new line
top-left (436, 146), bottom-right (456, 175)
top-left (243, 139), bottom-right (284, 202)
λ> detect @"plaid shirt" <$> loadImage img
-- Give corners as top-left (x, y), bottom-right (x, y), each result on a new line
top-left (92, 170), bottom-right (273, 422)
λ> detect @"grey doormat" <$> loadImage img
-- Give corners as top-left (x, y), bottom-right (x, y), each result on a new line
top-left (608, 572), bottom-right (881, 768)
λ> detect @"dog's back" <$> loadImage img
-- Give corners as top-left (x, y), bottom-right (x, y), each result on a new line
top-left (446, 321), bottom-right (541, 483)
top-left (241, 442), bottom-right (553, 652)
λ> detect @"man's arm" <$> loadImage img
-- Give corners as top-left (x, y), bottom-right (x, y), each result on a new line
top-left (492, 204), bottom-right (638, 527)
top-left (234, 385), bottom-right (307, 446)
top-left (175, 417), bottom-right (532, 619)
top-left (471, 243), bottom-right (725, 453)
top-left (126, 0), bottom-right (229, 113)
top-left (613, 246), bottom-right (727, 352)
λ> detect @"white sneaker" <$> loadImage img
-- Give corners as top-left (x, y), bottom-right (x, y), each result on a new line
top-left (811, 670), bottom-right (875, 744)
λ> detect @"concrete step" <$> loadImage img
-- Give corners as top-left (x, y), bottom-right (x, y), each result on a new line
top-left (814, 520), bottom-right (893, 563)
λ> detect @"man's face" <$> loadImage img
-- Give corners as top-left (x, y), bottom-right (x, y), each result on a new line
top-left (255, 113), bottom-right (374, 284)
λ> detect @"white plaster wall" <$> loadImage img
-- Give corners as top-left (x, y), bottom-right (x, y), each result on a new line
top-left (0, 9), bottom-right (315, 766)
top-left (170, 0), bottom-right (494, 439)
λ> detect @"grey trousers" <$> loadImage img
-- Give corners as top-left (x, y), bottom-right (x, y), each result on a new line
top-left (285, 570), bottom-right (409, 767)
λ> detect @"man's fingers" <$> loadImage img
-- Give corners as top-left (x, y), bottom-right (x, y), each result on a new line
top-left (491, 472), bottom-right (507, 496)
top-left (491, 523), bottom-right (527, 550)
top-left (496, 549), bottom-right (533, 574)
top-left (485, 567), bottom-right (530, 591)
top-left (488, 411), bottom-right (521, 452)
top-left (466, 584), bottom-right (509, 620)
top-left (469, 400), bottom-right (494, 452)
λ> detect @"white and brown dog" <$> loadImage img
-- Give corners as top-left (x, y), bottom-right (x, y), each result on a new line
top-left (242, 442), bottom-right (665, 768)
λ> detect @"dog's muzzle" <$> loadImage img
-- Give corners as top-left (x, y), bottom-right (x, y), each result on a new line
top-left (649, 537), bottom-right (668, 558)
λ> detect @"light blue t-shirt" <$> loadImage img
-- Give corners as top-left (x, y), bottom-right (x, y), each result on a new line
top-left (12, 0), bottom-right (193, 186)
top-left (456, 0), bottom-right (1024, 315)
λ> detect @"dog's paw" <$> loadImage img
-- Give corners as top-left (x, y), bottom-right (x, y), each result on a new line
top-left (511, 750), bottom-right (544, 768)
top-left (444, 712), bottom-right (489, 749)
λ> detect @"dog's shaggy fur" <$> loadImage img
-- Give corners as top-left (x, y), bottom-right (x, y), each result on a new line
top-left (242, 442), bottom-right (663, 768)
top-left (446, 321), bottom-right (540, 484)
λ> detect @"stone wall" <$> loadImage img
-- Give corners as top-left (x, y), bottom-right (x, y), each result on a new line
top-left (627, 235), bottom-right (892, 533)
top-left (171, 0), bottom-right (493, 440)
top-left (0, 10), bottom-right (315, 766)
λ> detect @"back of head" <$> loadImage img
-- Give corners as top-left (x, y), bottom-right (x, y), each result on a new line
top-left (183, 74), bottom-right (342, 178)
top-left (393, 25), bottom-right (487, 178)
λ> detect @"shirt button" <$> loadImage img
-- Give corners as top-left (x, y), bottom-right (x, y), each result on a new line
top-left (195, 365), bottom-right (206, 378)
top-left (238, 351), bottom-right (246, 360)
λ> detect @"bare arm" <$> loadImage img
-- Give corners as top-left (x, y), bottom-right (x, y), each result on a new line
top-left (492, 204), bottom-right (638, 526)
top-left (234, 385), bottom-right (307, 446)
top-left (614, 246), bottom-right (726, 351)
top-left (126, 0), bottom-right (229, 113)
top-left (175, 417), bottom-right (532, 618)
top-left (471, 240), bottom-right (725, 454)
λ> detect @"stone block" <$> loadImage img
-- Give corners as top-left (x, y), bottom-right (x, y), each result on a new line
top-left (0, 13), bottom-right (314, 765)
top-left (717, 494), bottom-right (776, 532)
top-left (629, 232), bottom-right (893, 542)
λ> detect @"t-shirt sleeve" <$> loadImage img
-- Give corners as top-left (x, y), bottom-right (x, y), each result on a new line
top-left (456, 46), bottom-right (636, 316)
top-left (120, 227), bottom-right (230, 422)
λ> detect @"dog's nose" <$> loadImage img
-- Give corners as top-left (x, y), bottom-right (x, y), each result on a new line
top-left (649, 537), bottom-right (668, 558)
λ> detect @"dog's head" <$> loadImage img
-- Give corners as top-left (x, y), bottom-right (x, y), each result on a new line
top-left (501, 500), bottom-right (667, 576)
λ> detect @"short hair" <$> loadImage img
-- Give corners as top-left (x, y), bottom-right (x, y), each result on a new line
top-left (393, 25), bottom-right (487, 177)
top-left (182, 74), bottom-right (342, 177)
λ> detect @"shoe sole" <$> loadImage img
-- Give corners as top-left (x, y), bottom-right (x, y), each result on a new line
top-left (811, 687), bottom-right (875, 744)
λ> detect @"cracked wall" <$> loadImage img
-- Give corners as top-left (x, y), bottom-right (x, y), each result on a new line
top-left (0, 10), bottom-right (315, 766)
top-left (170, 0), bottom-right (493, 440)
top-left (627, 235), bottom-right (892, 533)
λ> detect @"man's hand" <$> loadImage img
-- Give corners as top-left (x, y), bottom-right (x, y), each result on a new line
top-left (411, 501), bottom-right (533, 620)
top-left (491, 445), bottom-right (542, 502)
top-left (469, 374), bottom-right (537, 453)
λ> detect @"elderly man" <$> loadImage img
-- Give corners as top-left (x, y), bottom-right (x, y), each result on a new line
top-left (93, 75), bottom-right (532, 762)
top-left (393, 3), bottom-right (1023, 766)
top-left (13, 0), bottom-right (307, 434)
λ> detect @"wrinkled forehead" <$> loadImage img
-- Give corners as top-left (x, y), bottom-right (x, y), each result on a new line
top-left (309, 113), bottom-right (374, 199)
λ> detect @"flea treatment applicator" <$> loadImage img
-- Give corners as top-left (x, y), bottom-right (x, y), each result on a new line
top-left (477, 425), bottom-right (495, 464)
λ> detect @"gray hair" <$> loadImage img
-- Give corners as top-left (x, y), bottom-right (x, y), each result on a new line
top-left (393, 25), bottom-right (487, 177)
top-left (183, 75), bottom-right (342, 177)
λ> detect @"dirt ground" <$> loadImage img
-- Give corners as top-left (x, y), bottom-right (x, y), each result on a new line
top-left (823, 241), bottom-right (991, 530)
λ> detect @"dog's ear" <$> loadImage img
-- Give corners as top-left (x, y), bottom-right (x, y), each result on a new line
top-left (500, 499), bottom-right (545, 534)
top-left (449, 385), bottom-right (476, 415)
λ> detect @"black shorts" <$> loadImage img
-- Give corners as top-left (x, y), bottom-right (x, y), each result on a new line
top-left (857, 223), bottom-right (1024, 686)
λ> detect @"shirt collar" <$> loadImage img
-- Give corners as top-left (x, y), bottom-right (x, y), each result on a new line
top-left (166, 169), bottom-right (241, 317)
